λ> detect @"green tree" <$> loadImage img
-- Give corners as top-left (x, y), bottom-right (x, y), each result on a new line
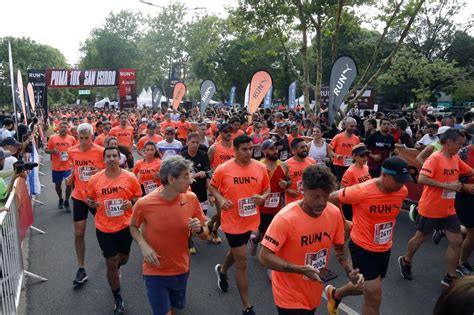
top-left (453, 80), bottom-right (474, 102)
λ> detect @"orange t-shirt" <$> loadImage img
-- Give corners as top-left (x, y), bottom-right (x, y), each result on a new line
top-left (67, 144), bottom-right (105, 202)
top-left (210, 141), bottom-right (234, 169)
top-left (216, 129), bottom-right (244, 142)
top-left (261, 201), bottom-right (344, 309)
top-left (47, 134), bottom-right (77, 171)
top-left (87, 169), bottom-right (142, 233)
top-left (341, 164), bottom-right (371, 187)
top-left (287, 134), bottom-right (301, 147)
top-left (160, 121), bottom-right (176, 134)
top-left (176, 121), bottom-right (192, 140)
top-left (339, 179), bottom-right (408, 252)
top-left (132, 190), bottom-right (205, 276)
top-left (418, 151), bottom-right (472, 218)
top-left (94, 133), bottom-right (108, 147)
top-left (211, 159), bottom-right (270, 234)
top-left (137, 134), bottom-right (163, 151)
top-left (285, 157), bottom-right (315, 204)
top-left (329, 133), bottom-right (360, 166)
top-left (109, 126), bottom-right (134, 147)
top-left (133, 158), bottom-right (162, 195)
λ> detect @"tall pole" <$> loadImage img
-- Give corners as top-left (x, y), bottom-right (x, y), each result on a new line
top-left (8, 40), bottom-right (19, 136)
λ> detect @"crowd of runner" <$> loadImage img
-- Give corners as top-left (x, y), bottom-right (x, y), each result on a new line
top-left (38, 103), bottom-right (474, 315)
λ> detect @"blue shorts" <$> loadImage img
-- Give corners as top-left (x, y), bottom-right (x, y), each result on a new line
top-left (52, 170), bottom-right (71, 184)
top-left (143, 272), bottom-right (189, 315)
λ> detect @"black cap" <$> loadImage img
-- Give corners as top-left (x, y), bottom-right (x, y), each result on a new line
top-left (218, 123), bottom-right (232, 133)
top-left (0, 137), bottom-right (20, 148)
top-left (352, 144), bottom-right (370, 156)
top-left (147, 122), bottom-right (157, 129)
top-left (261, 139), bottom-right (276, 151)
top-left (381, 157), bottom-right (410, 183)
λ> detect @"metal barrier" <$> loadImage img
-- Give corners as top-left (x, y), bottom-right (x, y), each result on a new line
top-left (0, 180), bottom-right (47, 314)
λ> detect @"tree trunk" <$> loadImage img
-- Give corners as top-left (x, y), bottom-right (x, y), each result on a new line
top-left (331, 0), bottom-right (344, 63)
top-left (315, 13), bottom-right (323, 114)
top-left (294, 0), bottom-right (311, 112)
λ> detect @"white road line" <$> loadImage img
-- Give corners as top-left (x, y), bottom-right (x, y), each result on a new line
top-left (322, 291), bottom-right (360, 315)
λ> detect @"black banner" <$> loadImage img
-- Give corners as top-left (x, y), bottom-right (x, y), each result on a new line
top-left (27, 69), bottom-right (48, 121)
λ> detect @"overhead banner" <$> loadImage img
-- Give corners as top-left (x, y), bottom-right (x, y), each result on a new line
top-left (244, 84), bottom-right (250, 108)
top-left (263, 85), bottom-right (273, 109)
top-left (248, 70), bottom-right (272, 114)
top-left (172, 82), bottom-right (186, 110)
top-left (200, 79), bottom-right (217, 113)
top-left (17, 71), bottom-right (27, 125)
top-left (46, 69), bottom-right (118, 88)
top-left (288, 81), bottom-right (297, 109)
top-left (118, 68), bottom-right (137, 109)
top-left (27, 69), bottom-right (47, 120)
top-left (328, 55), bottom-right (358, 125)
top-left (152, 86), bottom-right (162, 111)
top-left (228, 86), bottom-right (236, 106)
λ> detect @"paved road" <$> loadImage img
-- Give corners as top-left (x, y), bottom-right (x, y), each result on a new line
top-left (25, 158), bottom-right (464, 315)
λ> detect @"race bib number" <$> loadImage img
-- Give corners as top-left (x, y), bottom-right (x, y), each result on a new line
top-left (442, 189), bottom-right (456, 200)
top-left (78, 166), bottom-right (96, 182)
top-left (238, 198), bottom-right (257, 217)
top-left (59, 151), bottom-right (69, 162)
top-left (343, 156), bottom-right (353, 167)
top-left (104, 199), bottom-right (124, 217)
top-left (200, 200), bottom-right (210, 211)
top-left (254, 149), bottom-right (262, 158)
top-left (264, 193), bottom-right (280, 208)
top-left (280, 151), bottom-right (288, 161)
top-left (315, 158), bottom-right (324, 165)
top-left (297, 180), bottom-right (303, 194)
top-left (374, 221), bottom-right (394, 245)
top-left (304, 249), bottom-right (327, 280)
top-left (144, 180), bottom-right (158, 195)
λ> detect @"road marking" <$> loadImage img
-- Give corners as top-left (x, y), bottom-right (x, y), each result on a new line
top-left (322, 291), bottom-right (360, 315)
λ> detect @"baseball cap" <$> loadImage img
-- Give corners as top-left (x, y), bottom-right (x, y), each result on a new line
top-left (276, 122), bottom-right (288, 128)
top-left (0, 137), bottom-right (20, 148)
top-left (437, 126), bottom-right (450, 135)
top-left (352, 144), bottom-right (370, 156)
top-left (261, 139), bottom-right (276, 151)
top-left (0, 148), bottom-right (11, 159)
top-left (290, 124), bottom-right (298, 130)
top-left (165, 127), bottom-right (176, 134)
top-left (147, 122), bottom-right (157, 129)
top-left (381, 157), bottom-right (411, 183)
top-left (218, 123), bottom-right (232, 133)
top-left (141, 117), bottom-right (147, 122)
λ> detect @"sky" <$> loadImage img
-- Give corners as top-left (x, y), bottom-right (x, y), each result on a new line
top-left (0, 0), bottom-right (472, 66)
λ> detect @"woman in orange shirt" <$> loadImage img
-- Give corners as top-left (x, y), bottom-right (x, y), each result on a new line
top-left (133, 141), bottom-right (162, 196)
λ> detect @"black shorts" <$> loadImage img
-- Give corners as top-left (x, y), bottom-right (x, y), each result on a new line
top-left (349, 240), bottom-right (391, 281)
top-left (225, 231), bottom-right (252, 248)
top-left (72, 198), bottom-right (96, 222)
top-left (415, 214), bottom-right (461, 234)
top-left (333, 165), bottom-right (349, 182)
top-left (341, 204), bottom-right (353, 221)
top-left (277, 307), bottom-right (316, 315)
top-left (259, 213), bottom-right (276, 233)
top-left (455, 193), bottom-right (474, 228)
top-left (96, 227), bottom-right (133, 259)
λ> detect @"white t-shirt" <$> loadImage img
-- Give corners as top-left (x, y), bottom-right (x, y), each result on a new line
top-left (157, 139), bottom-right (183, 159)
top-left (417, 134), bottom-right (439, 146)
top-left (0, 128), bottom-right (12, 141)
top-left (2, 156), bottom-right (17, 187)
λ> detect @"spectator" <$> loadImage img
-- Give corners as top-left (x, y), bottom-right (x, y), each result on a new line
top-left (433, 276), bottom-right (474, 315)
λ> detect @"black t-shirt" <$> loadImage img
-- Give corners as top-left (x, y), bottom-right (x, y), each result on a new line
top-left (272, 134), bottom-right (290, 161)
top-left (364, 131), bottom-right (395, 171)
top-left (180, 149), bottom-right (210, 202)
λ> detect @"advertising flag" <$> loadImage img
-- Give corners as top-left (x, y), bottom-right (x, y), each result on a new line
top-left (152, 86), bottom-right (163, 111)
top-left (200, 80), bottom-right (216, 113)
top-left (263, 86), bottom-right (273, 109)
top-left (172, 82), bottom-right (186, 110)
top-left (17, 71), bottom-right (27, 125)
top-left (288, 81), bottom-right (297, 109)
top-left (248, 70), bottom-right (272, 114)
top-left (244, 84), bottom-right (250, 108)
top-left (27, 83), bottom-right (36, 112)
top-left (229, 86), bottom-right (236, 106)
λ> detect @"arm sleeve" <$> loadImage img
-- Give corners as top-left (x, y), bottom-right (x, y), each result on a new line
top-left (210, 165), bottom-right (223, 188)
top-left (338, 185), bottom-right (365, 205)
top-left (131, 199), bottom-right (144, 226)
top-left (260, 214), bottom-right (289, 254)
top-left (458, 157), bottom-right (473, 175)
top-left (420, 155), bottom-right (437, 178)
top-left (332, 206), bottom-right (345, 245)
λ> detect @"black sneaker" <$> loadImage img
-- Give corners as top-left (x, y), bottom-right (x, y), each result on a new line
top-left (441, 274), bottom-right (457, 287)
top-left (242, 306), bottom-right (255, 315)
top-left (214, 264), bottom-right (228, 292)
top-left (58, 198), bottom-right (64, 210)
top-left (64, 200), bottom-right (71, 213)
top-left (398, 256), bottom-right (413, 280)
top-left (114, 298), bottom-right (125, 315)
top-left (433, 229), bottom-right (445, 245)
top-left (456, 263), bottom-right (472, 276)
top-left (73, 268), bottom-right (88, 285)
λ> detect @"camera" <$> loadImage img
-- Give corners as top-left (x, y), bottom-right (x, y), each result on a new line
top-left (13, 156), bottom-right (38, 174)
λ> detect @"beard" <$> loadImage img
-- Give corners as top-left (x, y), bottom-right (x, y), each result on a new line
top-left (297, 151), bottom-right (308, 159)
top-left (265, 153), bottom-right (279, 161)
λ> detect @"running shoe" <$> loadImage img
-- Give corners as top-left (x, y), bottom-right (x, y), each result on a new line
top-left (249, 234), bottom-right (258, 257)
top-left (456, 263), bottom-right (472, 276)
top-left (210, 230), bottom-right (222, 244)
top-left (114, 298), bottom-right (125, 315)
top-left (64, 200), bottom-right (71, 213)
top-left (441, 274), bottom-right (457, 287)
top-left (214, 264), bottom-right (229, 293)
top-left (242, 306), bottom-right (255, 315)
top-left (408, 204), bottom-right (418, 222)
top-left (433, 229), bottom-right (445, 245)
top-left (398, 256), bottom-right (413, 280)
top-left (58, 198), bottom-right (64, 210)
top-left (73, 268), bottom-right (88, 285)
top-left (324, 284), bottom-right (340, 315)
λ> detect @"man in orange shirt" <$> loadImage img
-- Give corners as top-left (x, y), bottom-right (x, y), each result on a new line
top-left (285, 138), bottom-right (315, 205)
top-left (259, 165), bottom-right (363, 315)
top-left (327, 157), bottom-right (410, 315)
top-left (209, 135), bottom-right (270, 315)
top-left (160, 113), bottom-right (176, 134)
top-left (136, 123), bottom-right (163, 157)
top-left (94, 120), bottom-right (112, 147)
top-left (329, 117), bottom-right (360, 182)
top-left (176, 113), bottom-right (192, 142)
top-left (130, 155), bottom-right (209, 315)
top-left (399, 128), bottom-right (474, 287)
top-left (67, 123), bottom-right (105, 287)
top-left (45, 121), bottom-right (77, 211)
top-left (109, 112), bottom-right (134, 168)
top-left (86, 147), bottom-right (142, 315)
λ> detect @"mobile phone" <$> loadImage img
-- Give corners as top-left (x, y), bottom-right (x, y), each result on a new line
top-left (318, 268), bottom-right (337, 282)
